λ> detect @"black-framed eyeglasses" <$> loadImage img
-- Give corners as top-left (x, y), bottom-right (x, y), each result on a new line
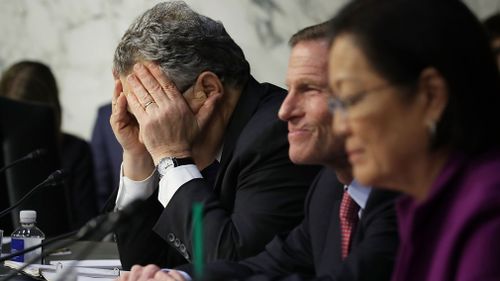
top-left (328, 83), bottom-right (393, 116)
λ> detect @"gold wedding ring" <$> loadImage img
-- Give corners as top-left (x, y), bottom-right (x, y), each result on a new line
top-left (143, 100), bottom-right (155, 109)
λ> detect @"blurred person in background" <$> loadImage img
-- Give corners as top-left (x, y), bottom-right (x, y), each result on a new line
top-left (90, 102), bottom-right (122, 211)
top-left (484, 12), bottom-right (500, 71)
top-left (328, 0), bottom-right (500, 280)
top-left (0, 60), bottom-right (98, 229)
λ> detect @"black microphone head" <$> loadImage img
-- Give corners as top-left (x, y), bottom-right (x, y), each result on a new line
top-left (26, 148), bottom-right (48, 160)
top-left (76, 199), bottom-right (146, 240)
top-left (46, 169), bottom-right (68, 185)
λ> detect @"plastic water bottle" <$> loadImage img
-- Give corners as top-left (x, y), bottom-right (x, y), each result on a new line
top-left (11, 210), bottom-right (45, 263)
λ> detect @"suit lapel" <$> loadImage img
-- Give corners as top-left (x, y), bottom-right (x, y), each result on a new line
top-left (318, 183), bottom-right (344, 269)
top-left (352, 189), bottom-right (400, 246)
top-left (214, 77), bottom-right (267, 190)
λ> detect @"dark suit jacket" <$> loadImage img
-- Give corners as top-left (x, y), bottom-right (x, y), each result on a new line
top-left (90, 103), bottom-right (123, 210)
top-left (180, 168), bottom-right (400, 281)
top-left (115, 77), bottom-right (321, 269)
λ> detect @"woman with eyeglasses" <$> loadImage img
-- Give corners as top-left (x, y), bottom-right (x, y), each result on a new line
top-left (327, 0), bottom-right (500, 280)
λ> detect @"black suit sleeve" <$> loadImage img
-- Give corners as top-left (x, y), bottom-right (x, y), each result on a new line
top-left (115, 190), bottom-right (188, 269)
top-left (152, 119), bottom-right (319, 265)
top-left (177, 172), bottom-right (326, 281)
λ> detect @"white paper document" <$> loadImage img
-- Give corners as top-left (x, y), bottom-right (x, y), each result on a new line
top-left (49, 259), bottom-right (122, 269)
top-left (4, 259), bottom-right (124, 280)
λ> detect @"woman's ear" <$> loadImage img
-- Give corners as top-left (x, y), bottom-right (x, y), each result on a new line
top-left (186, 71), bottom-right (223, 113)
top-left (417, 67), bottom-right (449, 126)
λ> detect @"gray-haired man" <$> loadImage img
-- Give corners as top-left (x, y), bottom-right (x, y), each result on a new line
top-left (110, 1), bottom-right (320, 269)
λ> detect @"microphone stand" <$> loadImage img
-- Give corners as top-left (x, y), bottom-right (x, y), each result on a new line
top-left (0, 149), bottom-right (47, 174)
top-left (0, 170), bottom-right (66, 219)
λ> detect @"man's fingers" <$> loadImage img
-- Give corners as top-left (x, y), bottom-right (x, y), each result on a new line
top-left (145, 62), bottom-right (183, 100)
top-left (166, 270), bottom-right (187, 281)
top-left (124, 84), bottom-right (148, 121)
top-left (128, 265), bottom-right (144, 281)
top-left (115, 270), bottom-right (128, 281)
top-left (111, 92), bottom-right (129, 125)
top-left (127, 74), bottom-right (158, 111)
top-left (113, 80), bottom-right (122, 101)
top-left (153, 270), bottom-right (177, 281)
top-left (133, 63), bottom-right (169, 106)
top-left (141, 264), bottom-right (161, 279)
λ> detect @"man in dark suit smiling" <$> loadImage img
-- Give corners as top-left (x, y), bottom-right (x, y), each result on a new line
top-left (110, 1), bottom-right (320, 269)
top-left (117, 21), bottom-right (400, 281)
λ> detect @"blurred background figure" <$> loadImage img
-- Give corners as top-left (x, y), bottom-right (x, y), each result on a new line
top-left (0, 96), bottom-right (72, 235)
top-left (0, 61), bottom-right (98, 229)
top-left (90, 102), bottom-right (122, 211)
top-left (328, 0), bottom-right (500, 280)
top-left (484, 12), bottom-right (500, 70)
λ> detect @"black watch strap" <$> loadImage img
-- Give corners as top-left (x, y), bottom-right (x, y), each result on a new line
top-left (172, 157), bottom-right (195, 167)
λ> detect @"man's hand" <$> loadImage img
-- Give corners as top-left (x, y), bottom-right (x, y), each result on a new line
top-left (116, 265), bottom-right (188, 281)
top-left (125, 63), bottom-right (219, 165)
top-left (110, 79), bottom-right (154, 180)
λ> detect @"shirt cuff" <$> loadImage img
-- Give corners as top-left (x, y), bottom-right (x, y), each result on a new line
top-left (115, 163), bottom-right (158, 210)
top-left (161, 269), bottom-right (192, 281)
top-left (157, 164), bottom-right (202, 208)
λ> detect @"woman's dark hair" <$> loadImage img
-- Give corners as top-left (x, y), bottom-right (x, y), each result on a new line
top-left (484, 13), bottom-right (500, 41)
top-left (0, 61), bottom-right (62, 130)
top-left (328, 0), bottom-right (500, 153)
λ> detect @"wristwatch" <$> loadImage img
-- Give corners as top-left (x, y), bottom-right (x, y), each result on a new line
top-left (157, 156), bottom-right (195, 178)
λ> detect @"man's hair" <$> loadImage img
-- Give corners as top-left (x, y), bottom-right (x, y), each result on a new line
top-left (289, 21), bottom-right (331, 47)
top-left (113, 1), bottom-right (250, 91)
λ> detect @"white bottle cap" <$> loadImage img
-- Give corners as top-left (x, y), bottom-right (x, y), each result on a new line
top-left (19, 210), bottom-right (37, 224)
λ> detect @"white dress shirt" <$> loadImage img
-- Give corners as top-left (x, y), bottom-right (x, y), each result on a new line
top-left (115, 150), bottom-right (222, 210)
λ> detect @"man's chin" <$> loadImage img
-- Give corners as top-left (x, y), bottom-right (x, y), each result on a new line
top-left (288, 153), bottom-right (314, 166)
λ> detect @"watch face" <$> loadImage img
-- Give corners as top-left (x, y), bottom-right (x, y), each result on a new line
top-left (158, 157), bottom-right (174, 175)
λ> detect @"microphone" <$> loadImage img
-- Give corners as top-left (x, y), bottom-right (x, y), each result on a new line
top-left (0, 169), bottom-right (67, 219)
top-left (0, 148), bottom-right (47, 174)
top-left (99, 184), bottom-right (119, 214)
top-left (76, 198), bottom-right (146, 240)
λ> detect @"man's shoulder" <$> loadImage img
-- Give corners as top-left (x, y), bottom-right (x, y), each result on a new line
top-left (304, 168), bottom-right (344, 210)
top-left (260, 81), bottom-right (287, 101)
top-left (235, 79), bottom-right (288, 144)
